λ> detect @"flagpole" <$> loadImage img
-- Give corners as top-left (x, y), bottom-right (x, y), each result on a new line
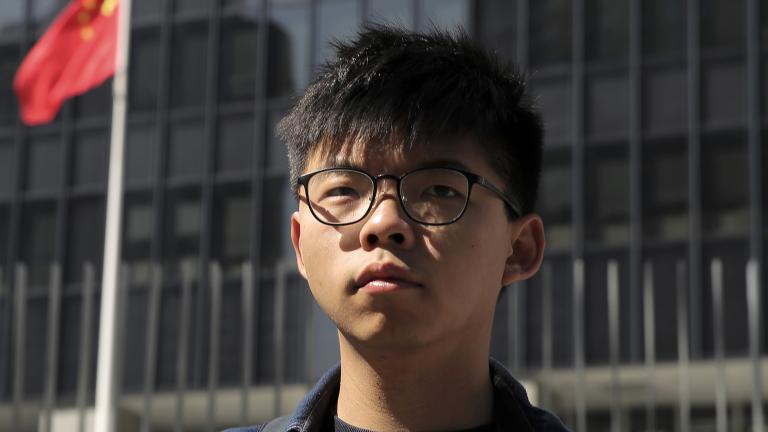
top-left (94, 0), bottom-right (131, 431)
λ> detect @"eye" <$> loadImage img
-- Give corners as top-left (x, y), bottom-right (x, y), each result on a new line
top-left (423, 184), bottom-right (460, 198)
top-left (325, 186), bottom-right (359, 198)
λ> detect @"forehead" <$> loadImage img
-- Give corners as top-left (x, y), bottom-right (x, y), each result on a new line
top-left (305, 136), bottom-right (492, 174)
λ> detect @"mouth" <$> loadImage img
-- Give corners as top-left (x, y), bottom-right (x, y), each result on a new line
top-left (354, 262), bottom-right (422, 294)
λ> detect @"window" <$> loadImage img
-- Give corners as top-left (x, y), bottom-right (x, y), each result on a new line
top-left (168, 120), bottom-right (204, 180)
top-left (585, 148), bottom-right (629, 245)
top-left (529, 0), bottom-right (571, 67)
top-left (65, 199), bottom-right (105, 286)
top-left (0, 46), bottom-right (19, 126)
top-left (0, 142), bottom-right (14, 197)
top-left (0, 206), bottom-right (9, 269)
top-left (212, 185), bottom-right (251, 277)
top-left (476, 0), bottom-right (516, 63)
top-left (421, 0), bottom-right (470, 30)
top-left (534, 80), bottom-right (572, 144)
top-left (162, 188), bottom-right (201, 284)
top-left (20, 202), bottom-right (57, 288)
top-left (538, 151), bottom-right (571, 250)
top-left (587, 74), bottom-right (628, 139)
top-left (132, 0), bottom-right (162, 20)
top-left (703, 61), bottom-right (746, 128)
top-left (701, 0), bottom-right (745, 52)
top-left (171, 22), bottom-right (208, 108)
top-left (33, 0), bottom-right (61, 26)
top-left (217, 114), bottom-right (254, 173)
top-left (129, 28), bottom-right (160, 112)
top-left (643, 142), bottom-right (688, 241)
top-left (72, 130), bottom-right (108, 187)
top-left (702, 134), bottom-right (748, 237)
top-left (644, 67), bottom-right (687, 133)
top-left (126, 123), bottom-right (157, 185)
top-left (174, 0), bottom-right (209, 13)
top-left (642, 0), bottom-right (685, 57)
top-left (267, 107), bottom-right (289, 171)
top-left (123, 192), bottom-right (153, 287)
top-left (586, 0), bottom-right (628, 62)
top-left (26, 135), bottom-right (60, 192)
top-left (75, 79), bottom-right (112, 119)
top-left (260, 177), bottom-right (293, 267)
top-left (369, 0), bottom-right (413, 28)
top-left (220, 17), bottom-right (258, 102)
top-left (315, 0), bottom-right (359, 68)
top-left (269, 1), bottom-right (310, 97)
top-left (0, 0), bottom-right (23, 36)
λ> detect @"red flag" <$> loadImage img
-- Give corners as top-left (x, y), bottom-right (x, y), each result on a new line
top-left (13, 0), bottom-right (120, 126)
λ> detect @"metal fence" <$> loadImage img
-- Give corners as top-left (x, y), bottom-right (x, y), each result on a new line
top-left (0, 258), bottom-right (765, 431)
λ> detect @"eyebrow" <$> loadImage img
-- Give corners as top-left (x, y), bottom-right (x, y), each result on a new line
top-left (323, 157), bottom-right (474, 174)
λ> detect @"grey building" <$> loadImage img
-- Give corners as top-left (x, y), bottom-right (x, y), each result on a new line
top-left (0, 0), bottom-right (766, 431)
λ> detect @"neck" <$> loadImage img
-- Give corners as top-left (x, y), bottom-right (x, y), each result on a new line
top-left (335, 333), bottom-right (494, 431)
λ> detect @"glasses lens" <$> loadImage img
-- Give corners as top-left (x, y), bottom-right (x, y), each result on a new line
top-left (401, 169), bottom-right (469, 224)
top-left (307, 169), bottom-right (374, 224)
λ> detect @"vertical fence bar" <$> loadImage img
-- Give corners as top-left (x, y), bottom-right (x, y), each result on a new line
top-left (746, 260), bottom-right (764, 432)
top-left (207, 262), bottom-right (222, 432)
top-left (541, 263), bottom-right (553, 410)
top-left (78, 263), bottom-right (96, 432)
top-left (114, 264), bottom-right (130, 416)
top-left (141, 265), bottom-right (163, 432)
top-left (710, 259), bottom-right (728, 432)
top-left (607, 260), bottom-right (621, 432)
top-left (274, 260), bottom-right (287, 418)
top-left (42, 264), bottom-right (62, 432)
top-left (676, 260), bottom-right (690, 432)
top-left (643, 261), bottom-right (656, 432)
top-left (12, 263), bottom-right (26, 432)
top-left (175, 261), bottom-right (194, 432)
top-left (241, 262), bottom-right (254, 425)
top-left (573, 259), bottom-right (586, 432)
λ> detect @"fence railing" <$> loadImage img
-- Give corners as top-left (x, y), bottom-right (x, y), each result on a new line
top-left (0, 258), bottom-right (765, 431)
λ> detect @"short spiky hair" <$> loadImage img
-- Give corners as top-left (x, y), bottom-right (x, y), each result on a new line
top-left (278, 24), bottom-right (543, 215)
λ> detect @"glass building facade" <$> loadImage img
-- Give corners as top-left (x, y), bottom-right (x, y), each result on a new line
top-left (0, 0), bottom-right (767, 430)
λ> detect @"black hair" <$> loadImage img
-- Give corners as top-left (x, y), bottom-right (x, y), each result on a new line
top-left (278, 23), bottom-right (543, 215)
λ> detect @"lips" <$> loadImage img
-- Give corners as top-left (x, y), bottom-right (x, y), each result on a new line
top-left (354, 262), bottom-right (422, 293)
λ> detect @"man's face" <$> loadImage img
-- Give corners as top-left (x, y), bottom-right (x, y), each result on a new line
top-left (290, 138), bottom-right (542, 351)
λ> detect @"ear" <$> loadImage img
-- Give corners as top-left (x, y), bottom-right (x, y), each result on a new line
top-left (501, 214), bottom-right (546, 286)
top-left (290, 211), bottom-right (309, 280)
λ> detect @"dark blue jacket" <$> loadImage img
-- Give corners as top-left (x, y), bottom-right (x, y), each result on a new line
top-left (224, 358), bottom-right (571, 432)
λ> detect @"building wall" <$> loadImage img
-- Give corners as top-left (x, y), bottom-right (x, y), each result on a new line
top-left (0, 0), bottom-right (767, 431)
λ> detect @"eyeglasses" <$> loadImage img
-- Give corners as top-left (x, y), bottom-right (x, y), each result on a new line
top-left (297, 167), bottom-right (521, 226)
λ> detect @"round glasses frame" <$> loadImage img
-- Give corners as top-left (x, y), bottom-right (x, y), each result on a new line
top-left (297, 166), bottom-right (522, 226)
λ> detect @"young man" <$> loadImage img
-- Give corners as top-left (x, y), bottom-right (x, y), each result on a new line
top-left (229, 24), bottom-right (569, 432)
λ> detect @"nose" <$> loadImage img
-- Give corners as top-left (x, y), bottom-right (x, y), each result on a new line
top-left (358, 180), bottom-right (415, 250)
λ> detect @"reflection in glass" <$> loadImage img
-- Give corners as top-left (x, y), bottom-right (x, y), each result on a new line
top-left (369, 0), bottom-right (412, 28)
top-left (213, 186), bottom-right (251, 276)
top-left (315, 0), bottom-right (359, 68)
top-left (0, 0), bottom-right (23, 34)
top-left (174, 0), bottom-right (209, 13)
top-left (0, 206), bottom-right (8, 266)
top-left (585, 150), bottom-right (629, 245)
top-left (123, 193), bottom-right (153, 287)
top-left (129, 29), bottom-right (160, 111)
top-left (476, 0), bottom-right (516, 63)
top-left (586, 0), bottom-right (628, 61)
top-left (132, 1), bottom-right (162, 19)
top-left (535, 80), bottom-right (572, 143)
top-left (20, 202), bottom-right (56, 287)
top-left (217, 114), bottom-right (254, 173)
top-left (169, 120), bottom-right (204, 179)
top-left (220, 17), bottom-right (258, 101)
top-left (126, 124), bottom-right (157, 185)
top-left (701, 0), bottom-right (745, 52)
top-left (0, 143), bottom-right (14, 197)
top-left (0, 47), bottom-right (20, 126)
top-left (642, 0), bottom-right (685, 57)
top-left (587, 74), bottom-right (628, 138)
top-left (268, 107), bottom-right (289, 170)
top-left (421, 0), bottom-right (469, 30)
top-left (703, 62), bottom-right (746, 128)
top-left (163, 189), bottom-right (201, 283)
top-left (643, 143), bottom-right (688, 240)
top-left (644, 68), bottom-right (687, 133)
top-left (33, 0), bottom-right (60, 25)
top-left (270, 3), bottom-right (310, 96)
top-left (171, 23), bottom-right (208, 108)
top-left (73, 130), bottom-right (108, 187)
top-left (530, 0), bottom-right (571, 66)
top-left (76, 79), bottom-right (112, 118)
top-left (65, 199), bottom-right (104, 284)
top-left (26, 135), bottom-right (60, 192)
top-left (702, 137), bottom-right (748, 237)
